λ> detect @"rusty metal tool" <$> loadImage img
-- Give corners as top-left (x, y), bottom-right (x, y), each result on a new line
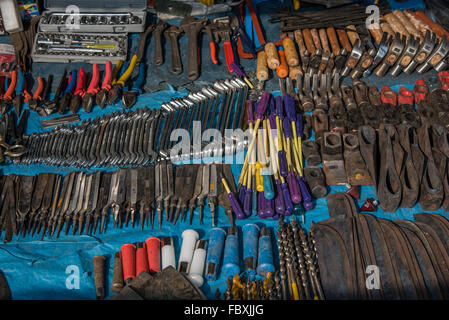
top-left (180, 16), bottom-right (208, 81)
top-left (95, 61), bottom-right (113, 109)
top-left (69, 68), bottom-right (86, 114)
top-left (82, 63), bottom-right (100, 113)
top-left (164, 25), bottom-right (184, 75)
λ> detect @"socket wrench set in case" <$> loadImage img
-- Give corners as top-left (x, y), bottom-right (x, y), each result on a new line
top-left (31, 0), bottom-right (147, 64)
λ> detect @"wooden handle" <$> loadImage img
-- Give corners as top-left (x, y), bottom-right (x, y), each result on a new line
top-left (414, 10), bottom-right (449, 39)
top-left (310, 29), bottom-right (322, 50)
top-left (326, 27), bottom-right (341, 56)
top-left (393, 10), bottom-right (423, 39)
top-left (276, 50), bottom-right (289, 79)
top-left (337, 28), bottom-right (352, 53)
top-left (294, 29), bottom-right (307, 56)
top-left (404, 10), bottom-right (432, 37)
top-left (282, 37), bottom-right (300, 67)
top-left (256, 51), bottom-right (269, 81)
top-left (380, 22), bottom-right (395, 39)
top-left (319, 28), bottom-right (331, 54)
top-left (302, 29), bottom-right (317, 56)
top-left (346, 25), bottom-right (360, 46)
top-left (369, 27), bottom-right (384, 45)
top-left (265, 42), bottom-right (280, 70)
top-left (383, 13), bottom-right (410, 39)
top-left (289, 65), bottom-right (303, 80)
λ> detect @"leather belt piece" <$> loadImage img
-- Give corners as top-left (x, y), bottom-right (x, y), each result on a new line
top-left (307, 192), bottom-right (449, 300)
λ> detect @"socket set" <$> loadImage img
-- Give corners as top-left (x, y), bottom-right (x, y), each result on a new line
top-left (39, 12), bottom-right (146, 33)
top-left (38, 0), bottom-right (146, 33)
top-left (32, 32), bottom-right (128, 64)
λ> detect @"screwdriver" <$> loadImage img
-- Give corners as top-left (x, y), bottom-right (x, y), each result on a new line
top-left (219, 172), bottom-right (245, 220)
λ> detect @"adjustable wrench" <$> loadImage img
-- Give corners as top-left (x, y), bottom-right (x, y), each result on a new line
top-left (153, 21), bottom-right (169, 67)
top-left (164, 25), bottom-right (184, 75)
top-left (180, 16), bottom-right (208, 81)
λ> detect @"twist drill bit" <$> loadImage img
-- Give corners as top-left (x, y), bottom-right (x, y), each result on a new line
top-left (277, 219), bottom-right (288, 300)
top-left (290, 218), bottom-right (311, 300)
top-left (224, 277), bottom-right (232, 300)
top-left (305, 224), bottom-right (325, 300)
top-left (274, 270), bottom-right (282, 300)
top-left (286, 226), bottom-right (302, 300)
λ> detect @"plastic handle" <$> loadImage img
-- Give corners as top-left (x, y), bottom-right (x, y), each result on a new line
top-left (264, 197), bottom-right (274, 217)
top-left (278, 151), bottom-right (288, 177)
top-left (145, 237), bottom-right (161, 273)
top-left (284, 118), bottom-right (292, 138)
top-left (256, 229), bottom-right (275, 276)
top-left (268, 114), bottom-right (277, 130)
top-left (239, 185), bottom-right (247, 205)
top-left (33, 76), bottom-right (44, 100)
top-left (288, 172), bottom-right (302, 204)
top-left (283, 94), bottom-right (296, 121)
top-left (224, 41), bottom-right (235, 73)
top-left (281, 182), bottom-right (294, 215)
top-left (298, 176), bottom-right (314, 210)
top-left (244, 188), bottom-right (252, 217)
top-left (296, 114), bottom-right (304, 139)
top-left (230, 62), bottom-right (246, 77)
top-left (15, 69), bottom-right (25, 94)
top-left (120, 243), bottom-right (136, 284)
top-left (262, 170), bottom-right (275, 200)
top-left (205, 228), bottom-right (226, 281)
top-left (210, 42), bottom-right (218, 65)
top-left (398, 86), bottom-right (414, 105)
top-left (65, 70), bottom-right (78, 94)
top-left (252, 188), bottom-right (258, 217)
top-left (256, 92), bottom-right (270, 120)
top-left (136, 242), bottom-right (149, 275)
top-left (228, 193), bottom-right (245, 219)
top-left (242, 224), bottom-right (260, 275)
top-left (101, 61), bottom-right (113, 90)
top-left (275, 95), bottom-right (283, 118)
top-left (255, 166), bottom-right (263, 192)
top-left (74, 69), bottom-right (86, 96)
top-left (222, 232), bottom-right (240, 279)
top-left (269, 95), bottom-right (276, 115)
top-left (132, 63), bottom-right (146, 94)
top-left (117, 55), bottom-right (138, 86)
top-left (274, 180), bottom-right (285, 214)
top-left (247, 100), bottom-right (255, 124)
top-left (257, 191), bottom-right (266, 218)
top-left (87, 63), bottom-right (100, 94)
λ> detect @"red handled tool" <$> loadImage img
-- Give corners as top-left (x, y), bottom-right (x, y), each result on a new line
top-left (1, 70), bottom-right (17, 114)
top-left (398, 86), bottom-right (414, 106)
top-left (136, 242), bottom-right (149, 275)
top-left (69, 68), bottom-right (87, 114)
top-left (145, 237), bottom-right (161, 274)
top-left (96, 61), bottom-right (113, 109)
top-left (82, 63), bottom-right (100, 113)
top-left (412, 79), bottom-right (429, 104)
top-left (381, 86), bottom-right (397, 106)
top-left (25, 76), bottom-right (44, 111)
top-left (121, 243), bottom-right (136, 284)
top-left (438, 71), bottom-right (449, 91)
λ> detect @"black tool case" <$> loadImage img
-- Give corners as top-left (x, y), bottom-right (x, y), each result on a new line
top-left (31, 0), bottom-right (147, 64)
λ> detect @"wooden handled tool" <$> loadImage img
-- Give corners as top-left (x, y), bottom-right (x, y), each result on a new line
top-left (265, 42), bottom-right (280, 70)
top-left (276, 50), bottom-right (289, 78)
top-left (404, 10), bottom-right (433, 37)
top-left (369, 27), bottom-right (384, 45)
top-left (310, 29), bottom-right (322, 51)
top-left (257, 51), bottom-right (269, 81)
top-left (346, 25), bottom-right (360, 46)
top-left (326, 27), bottom-right (341, 56)
top-left (380, 22), bottom-right (395, 39)
top-left (393, 10), bottom-right (423, 39)
top-left (282, 37), bottom-right (300, 67)
top-left (337, 28), bottom-right (352, 53)
top-left (414, 10), bottom-right (449, 39)
top-left (303, 29), bottom-right (317, 56)
top-left (383, 13), bottom-right (410, 39)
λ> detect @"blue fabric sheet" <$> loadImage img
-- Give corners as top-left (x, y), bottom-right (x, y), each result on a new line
top-left (0, 0), bottom-right (445, 300)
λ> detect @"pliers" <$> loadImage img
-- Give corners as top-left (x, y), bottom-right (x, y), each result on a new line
top-left (1, 70), bottom-right (17, 115)
top-left (95, 61), bottom-right (113, 109)
top-left (121, 62), bottom-right (146, 109)
top-left (24, 76), bottom-right (45, 111)
top-left (58, 69), bottom-right (77, 114)
top-left (12, 69), bottom-right (25, 116)
top-left (107, 56), bottom-right (138, 106)
top-left (69, 68), bottom-right (87, 114)
top-left (82, 63), bottom-right (100, 113)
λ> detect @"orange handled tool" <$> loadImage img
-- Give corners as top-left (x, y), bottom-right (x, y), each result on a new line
top-left (276, 49), bottom-right (289, 79)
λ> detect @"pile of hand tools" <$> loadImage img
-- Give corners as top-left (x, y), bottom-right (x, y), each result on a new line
top-left (289, 73), bottom-right (449, 213)
top-left (17, 76), bottom-right (249, 166)
top-left (0, 162), bottom-right (242, 243)
top-left (310, 192), bottom-right (449, 300)
top-left (260, 8), bottom-right (449, 82)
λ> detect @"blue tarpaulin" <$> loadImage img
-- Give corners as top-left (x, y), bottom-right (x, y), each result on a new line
top-left (0, 0), bottom-right (446, 300)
